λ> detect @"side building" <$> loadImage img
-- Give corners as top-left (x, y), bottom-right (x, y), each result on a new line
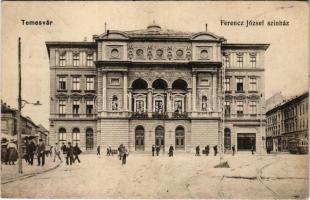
top-left (46, 24), bottom-right (269, 153)
top-left (266, 92), bottom-right (308, 153)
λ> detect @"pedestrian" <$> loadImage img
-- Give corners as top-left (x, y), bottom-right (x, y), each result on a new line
top-left (66, 142), bottom-right (74, 165)
top-left (205, 145), bottom-right (209, 156)
top-left (195, 145), bottom-right (200, 156)
top-left (37, 139), bottom-right (46, 166)
top-left (53, 142), bottom-right (62, 162)
top-left (28, 139), bottom-right (36, 165)
top-left (24, 139), bottom-right (30, 164)
top-left (168, 145), bottom-right (174, 157)
top-left (109, 146), bottom-right (112, 156)
top-left (73, 143), bottom-right (82, 163)
top-left (7, 139), bottom-right (17, 165)
top-left (106, 147), bottom-right (110, 156)
top-left (97, 145), bottom-right (101, 156)
top-left (118, 144), bottom-right (122, 160)
top-left (232, 145), bottom-right (236, 156)
top-left (156, 145), bottom-right (160, 156)
top-left (122, 148), bottom-right (128, 165)
top-left (213, 145), bottom-right (218, 156)
top-left (1, 143), bottom-right (8, 164)
top-left (152, 145), bottom-right (155, 156)
top-left (251, 145), bottom-right (255, 155)
top-left (61, 142), bottom-right (67, 155)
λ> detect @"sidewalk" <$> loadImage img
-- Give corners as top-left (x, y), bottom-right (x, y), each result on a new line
top-left (1, 155), bottom-right (61, 184)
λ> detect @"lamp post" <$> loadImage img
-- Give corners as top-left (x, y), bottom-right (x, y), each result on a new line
top-left (17, 37), bottom-right (42, 174)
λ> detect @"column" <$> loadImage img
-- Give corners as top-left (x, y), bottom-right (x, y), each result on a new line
top-left (128, 89), bottom-right (132, 112)
top-left (102, 72), bottom-right (107, 112)
top-left (147, 88), bottom-right (152, 117)
top-left (123, 72), bottom-right (128, 112)
top-left (187, 89), bottom-right (192, 113)
top-left (192, 73), bottom-right (197, 112)
top-left (167, 88), bottom-right (172, 117)
top-left (212, 72), bottom-right (217, 112)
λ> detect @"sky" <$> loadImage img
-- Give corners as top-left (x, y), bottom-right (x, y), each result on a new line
top-left (1, 1), bottom-right (309, 128)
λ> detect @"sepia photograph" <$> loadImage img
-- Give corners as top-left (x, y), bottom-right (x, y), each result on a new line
top-left (1, 1), bottom-right (309, 199)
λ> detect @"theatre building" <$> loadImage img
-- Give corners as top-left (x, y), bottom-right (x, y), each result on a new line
top-left (46, 24), bottom-right (269, 153)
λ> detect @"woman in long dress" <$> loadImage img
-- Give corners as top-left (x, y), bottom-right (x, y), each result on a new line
top-left (7, 140), bottom-right (18, 165)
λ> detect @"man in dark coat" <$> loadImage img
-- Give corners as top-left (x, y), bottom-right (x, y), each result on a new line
top-left (156, 145), bottom-right (160, 156)
top-left (122, 148), bottom-right (128, 165)
top-left (61, 142), bottom-right (67, 155)
top-left (73, 143), bottom-right (82, 163)
top-left (251, 145), bottom-right (255, 155)
top-left (205, 145), bottom-right (210, 156)
top-left (232, 145), bottom-right (236, 156)
top-left (152, 145), bottom-right (155, 156)
top-left (213, 145), bottom-right (218, 156)
top-left (195, 145), bottom-right (200, 156)
top-left (66, 142), bottom-right (74, 165)
top-left (118, 145), bottom-right (123, 160)
top-left (97, 145), bottom-right (100, 156)
top-left (37, 139), bottom-right (46, 166)
top-left (168, 145), bottom-right (174, 157)
top-left (28, 139), bottom-right (36, 165)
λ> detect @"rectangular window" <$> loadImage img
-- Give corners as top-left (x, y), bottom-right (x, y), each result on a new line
top-left (86, 100), bottom-right (93, 115)
top-left (224, 55), bottom-right (230, 68)
top-left (224, 101), bottom-right (231, 116)
top-left (224, 78), bottom-right (230, 91)
top-left (86, 77), bottom-right (95, 90)
top-left (72, 77), bottom-right (80, 90)
top-left (59, 132), bottom-right (66, 142)
top-left (110, 78), bottom-right (120, 86)
top-left (73, 100), bottom-right (80, 115)
top-left (237, 101), bottom-right (244, 117)
top-left (236, 78), bottom-right (244, 92)
top-left (155, 100), bottom-right (163, 113)
top-left (59, 100), bottom-right (66, 114)
top-left (250, 56), bottom-right (257, 68)
top-left (59, 54), bottom-right (66, 66)
top-left (58, 77), bottom-right (67, 90)
top-left (174, 100), bottom-right (183, 113)
top-left (73, 54), bottom-right (80, 67)
top-left (86, 54), bottom-right (94, 67)
top-left (249, 101), bottom-right (257, 115)
top-left (237, 55), bottom-right (243, 67)
top-left (72, 133), bottom-right (80, 144)
top-left (249, 78), bottom-right (257, 91)
top-left (136, 100), bottom-right (145, 113)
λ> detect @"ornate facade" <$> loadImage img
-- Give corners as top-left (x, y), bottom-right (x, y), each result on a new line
top-left (46, 24), bottom-right (269, 153)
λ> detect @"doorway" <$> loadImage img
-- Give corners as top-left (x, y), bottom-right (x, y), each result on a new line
top-left (155, 126), bottom-right (165, 151)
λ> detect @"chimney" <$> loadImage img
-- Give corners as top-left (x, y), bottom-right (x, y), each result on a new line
top-left (205, 24), bottom-right (208, 32)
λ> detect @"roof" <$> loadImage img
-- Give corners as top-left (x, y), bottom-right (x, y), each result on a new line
top-left (93, 23), bottom-right (226, 42)
top-left (37, 124), bottom-right (49, 133)
top-left (222, 43), bottom-right (270, 50)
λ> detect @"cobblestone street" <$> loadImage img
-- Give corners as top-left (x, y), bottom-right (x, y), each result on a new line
top-left (1, 153), bottom-right (308, 199)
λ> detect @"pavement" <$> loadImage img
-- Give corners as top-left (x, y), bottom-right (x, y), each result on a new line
top-left (1, 152), bottom-right (308, 199)
top-left (1, 154), bottom-right (61, 184)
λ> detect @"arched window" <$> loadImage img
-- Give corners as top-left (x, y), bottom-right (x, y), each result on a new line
top-left (172, 79), bottom-right (188, 90)
top-left (152, 79), bottom-right (168, 90)
top-left (175, 126), bottom-right (185, 150)
top-left (202, 96), bottom-right (208, 111)
top-left (132, 79), bottom-right (148, 90)
top-left (72, 128), bottom-right (80, 145)
top-left (135, 126), bottom-right (145, 151)
top-left (112, 95), bottom-right (118, 111)
top-left (224, 128), bottom-right (231, 150)
top-left (59, 128), bottom-right (66, 143)
top-left (86, 128), bottom-right (94, 150)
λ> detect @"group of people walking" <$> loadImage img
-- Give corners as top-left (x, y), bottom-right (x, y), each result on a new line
top-left (56, 142), bottom-right (82, 165)
top-left (1, 139), bottom-right (18, 165)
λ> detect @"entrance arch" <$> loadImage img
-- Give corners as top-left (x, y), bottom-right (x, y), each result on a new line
top-left (155, 126), bottom-right (165, 151)
top-left (135, 126), bottom-right (145, 151)
top-left (86, 128), bottom-right (94, 150)
top-left (175, 126), bottom-right (185, 150)
top-left (224, 128), bottom-right (231, 150)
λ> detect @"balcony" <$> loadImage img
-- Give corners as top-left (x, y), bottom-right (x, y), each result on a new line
top-left (152, 112), bottom-right (168, 119)
top-left (172, 112), bottom-right (189, 119)
top-left (130, 112), bottom-right (148, 119)
top-left (55, 113), bottom-right (97, 119)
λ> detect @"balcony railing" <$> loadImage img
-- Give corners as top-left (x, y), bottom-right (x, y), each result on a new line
top-left (152, 112), bottom-right (168, 119)
top-left (172, 112), bottom-right (189, 119)
top-left (56, 113), bottom-right (97, 119)
top-left (130, 112), bottom-right (148, 119)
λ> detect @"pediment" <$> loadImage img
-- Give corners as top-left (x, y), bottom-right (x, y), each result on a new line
top-left (191, 32), bottom-right (221, 41)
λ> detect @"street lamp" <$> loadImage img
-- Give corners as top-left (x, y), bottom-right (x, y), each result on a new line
top-left (17, 37), bottom-right (42, 174)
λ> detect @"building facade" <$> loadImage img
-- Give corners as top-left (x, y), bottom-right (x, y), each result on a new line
top-left (46, 24), bottom-right (269, 153)
top-left (266, 92), bottom-right (308, 152)
top-left (1, 101), bottom-right (49, 144)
